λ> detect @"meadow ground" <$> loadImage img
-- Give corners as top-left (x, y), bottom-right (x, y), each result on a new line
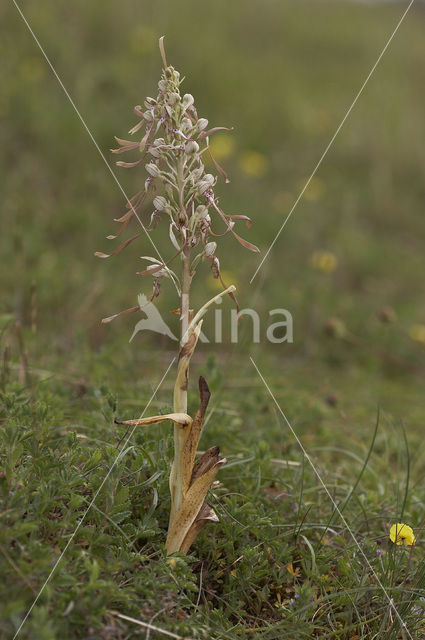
top-left (1, 1), bottom-right (425, 638)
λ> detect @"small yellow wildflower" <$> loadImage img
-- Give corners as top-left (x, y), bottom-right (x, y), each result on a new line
top-left (298, 176), bottom-right (325, 202)
top-left (285, 562), bottom-right (301, 577)
top-left (311, 250), bottom-right (338, 274)
top-left (208, 270), bottom-right (238, 291)
top-left (409, 324), bottom-right (425, 344)
top-left (209, 134), bottom-right (235, 161)
top-left (239, 150), bottom-right (268, 178)
top-left (389, 523), bottom-right (416, 547)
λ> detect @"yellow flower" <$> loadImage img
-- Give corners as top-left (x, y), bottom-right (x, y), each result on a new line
top-left (298, 176), bottom-right (325, 202)
top-left (209, 135), bottom-right (235, 161)
top-left (409, 324), bottom-right (425, 344)
top-left (208, 270), bottom-right (238, 291)
top-left (239, 150), bottom-right (268, 178)
top-left (311, 250), bottom-right (338, 274)
top-left (285, 562), bottom-right (301, 577)
top-left (389, 523), bottom-right (416, 547)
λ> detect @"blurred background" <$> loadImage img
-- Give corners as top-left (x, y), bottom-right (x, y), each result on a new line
top-left (1, 0), bottom-right (424, 439)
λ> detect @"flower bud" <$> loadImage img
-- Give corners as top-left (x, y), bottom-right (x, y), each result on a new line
top-left (195, 205), bottom-right (208, 218)
top-left (153, 196), bottom-right (168, 211)
top-left (185, 140), bottom-right (199, 155)
top-left (182, 94), bottom-right (194, 110)
top-left (144, 97), bottom-right (156, 108)
top-left (204, 241), bottom-right (217, 257)
top-left (195, 205), bottom-right (211, 227)
top-left (211, 256), bottom-right (220, 278)
top-left (197, 181), bottom-right (210, 195)
top-left (145, 163), bottom-right (162, 178)
top-left (167, 92), bottom-right (180, 106)
top-left (158, 79), bottom-right (168, 91)
top-left (181, 117), bottom-right (193, 132)
top-left (165, 66), bottom-right (180, 82)
top-left (143, 110), bottom-right (154, 122)
top-left (197, 118), bottom-right (209, 131)
top-left (151, 138), bottom-right (166, 155)
top-left (197, 174), bottom-right (215, 192)
top-left (190, 166), bottom-right (204, 182)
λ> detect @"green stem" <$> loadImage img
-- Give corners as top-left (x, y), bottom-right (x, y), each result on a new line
top-left (170, 158), bottom-right (192, 521)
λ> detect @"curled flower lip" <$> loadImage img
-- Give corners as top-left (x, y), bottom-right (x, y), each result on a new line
top-left (389, 523), bottom-right (416, 547)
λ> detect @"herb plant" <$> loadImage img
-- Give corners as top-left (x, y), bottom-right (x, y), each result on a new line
top-left (96, 38), bottom-right (258, 554)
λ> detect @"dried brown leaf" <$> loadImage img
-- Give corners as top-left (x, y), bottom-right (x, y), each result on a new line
top-left (207, 147), bottom-right (230, 184)
top-left (101, 305), bottom-right (139, 324)
top-left (116, 159), bottom-right (143, 168)
top-left (179, 502), bottom-right (219, 554)
top-left (95, 233), bottom-right (140, 259)
top-left (227, 214), bottom-right (252, 228)
top-left (190, 445), bottom-right (221, 485)
top-left (211, 201), bottom-right (259, 252)
top-left (111, 140), bottom-right (140, 154)
top-left (115, 412), bottom-right (192, 427)
top-left (166, 456), bottom-right (225, 554)
top-left (198, 126), bottom-right (233, 139)
top-left (230, 229), bottom-right (259, 252)
top-left (180, 377), bottom-right (211, 493)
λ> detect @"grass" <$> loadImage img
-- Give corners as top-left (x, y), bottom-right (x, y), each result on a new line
top-left (2, 353), bottom-right (425, 639)
top-left (1, 0), bottom-right (425, 637)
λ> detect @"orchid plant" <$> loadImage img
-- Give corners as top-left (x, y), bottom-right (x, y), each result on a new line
top-left (96, 38), bottom-right (258, 554)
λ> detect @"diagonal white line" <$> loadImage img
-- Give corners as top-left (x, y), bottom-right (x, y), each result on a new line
top-left (249, 356), bottom-right (413, 639)
top-left (11, 0), bottom-right (177, 291)
top-left (12, 357), bottom-right (176, 640)
top-left (9, 4), bottom-right (179, 636)
top-left (113, 612), bottom-right (195, 640)
top-left (250, 0), bottom-right (415, 284)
